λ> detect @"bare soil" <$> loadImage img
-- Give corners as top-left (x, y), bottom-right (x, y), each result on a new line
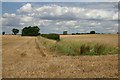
top-left (2, 35), bottom-right (118, 78)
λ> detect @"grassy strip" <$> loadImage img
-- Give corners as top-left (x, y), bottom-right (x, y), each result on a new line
top-left (38, 36), bottom-right (119, 56)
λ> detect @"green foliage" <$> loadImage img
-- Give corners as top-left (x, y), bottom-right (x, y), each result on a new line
top-left (90, 31), bottom-right (96, 34)
top-left (12, 28), bottom-right (19, 35)
top-left (38, 35), bottom-right (119, 56)
top-left (41, 34), bottom-right (60, 41)
top-left (38, 38), bottom-right (118, 56)
top-left (72, 33), bottom-right (76, 35)
top-left (63, 31), bottom-right (67, 35)
top-left (22, 26), bottom-right (40, 36)
top-left (2, 32), bottom-right (5, 35)
top-left (71, 32), bottom-right (102, 35)
top-left (54, 41), bottom-right (118, 56)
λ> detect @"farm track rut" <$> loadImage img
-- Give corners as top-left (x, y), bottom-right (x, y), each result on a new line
top-left (2, 35), bottom-right (118, 78)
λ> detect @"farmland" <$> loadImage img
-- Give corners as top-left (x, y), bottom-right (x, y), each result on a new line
top-left (2, 34), bottom-right (118, 78)
top-left (60, 34), bottom-right (118, 46)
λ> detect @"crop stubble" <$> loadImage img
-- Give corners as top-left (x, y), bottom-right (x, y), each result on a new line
top-left (2, 35), bottom-right (118, 78)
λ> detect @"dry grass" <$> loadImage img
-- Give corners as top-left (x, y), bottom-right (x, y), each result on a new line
top-left (60, 34), bottom-right (118, 47)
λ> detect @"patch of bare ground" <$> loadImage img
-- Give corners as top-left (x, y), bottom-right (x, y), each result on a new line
top-left (2, 35), bottom-right (118, 78)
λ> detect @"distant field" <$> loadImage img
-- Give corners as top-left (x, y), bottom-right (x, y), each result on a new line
top-left (60, 34), bottom-right (118, 47)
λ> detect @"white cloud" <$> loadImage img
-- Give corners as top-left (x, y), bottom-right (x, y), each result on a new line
top-left (90, 22), bottom-right (101, 26)
top-left (2, 0), bottom-right (120, 2)
top-left (3, 13), bottom-right (16, 18)
top-left (104, 0), bottom-right (120, 2)
top-left (20, 16), bottom-right (33, 22)
top-left (2, 13), bottom-right (20, 26)
top-left (17, 3), bottom-right (33, 13)
top-left (19, 23), bottom-right (25, 26)
top-left (113, 12), bottom-right (118, 20)
top-left (86, 9), bottom-right (114, 20)
top-left (20, 4), bottom-right (117, 20)
top-left (2, 3), bottom-right (118, 34)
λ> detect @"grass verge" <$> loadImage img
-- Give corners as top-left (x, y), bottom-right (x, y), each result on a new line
top-left (38, 36), bottom-right (119, 56)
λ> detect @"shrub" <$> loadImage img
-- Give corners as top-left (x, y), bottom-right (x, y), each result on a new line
top-left (41, 34), bottom-right (60, 41)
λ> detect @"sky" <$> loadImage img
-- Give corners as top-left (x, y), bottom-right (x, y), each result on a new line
top-left (2, 2), bottom-right (119, 34)
top-left (1, 0), bottom-right (120, 2)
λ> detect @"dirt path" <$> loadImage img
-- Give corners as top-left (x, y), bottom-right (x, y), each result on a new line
top-left (2, 35), bottom-right (118, 78)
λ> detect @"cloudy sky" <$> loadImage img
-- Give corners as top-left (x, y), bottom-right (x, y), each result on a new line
top-left (2, 2), bottom-right (119, 34)
top-left (2, 0), bottom-right (120, 2)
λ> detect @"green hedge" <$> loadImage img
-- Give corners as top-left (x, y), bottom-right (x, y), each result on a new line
top-left (41, 34), bottom-right (60, 41)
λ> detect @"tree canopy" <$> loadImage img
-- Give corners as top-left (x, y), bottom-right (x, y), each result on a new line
top-left (22, 26), bottom-right (40, 36)
top-left (12, 28), bottom-right (19, 35)
top-left (63, 31), bottom-right (68, 35)
top-left (2, 32), bottom-right (5, 35)
top-left (90, 31), bottom-right (96, 34)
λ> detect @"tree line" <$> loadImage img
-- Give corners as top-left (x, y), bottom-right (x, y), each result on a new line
top-left (63, 31), bottom-right (97, 35)
top-left (2, 26), bottom-right (115, 36)
top-left (2, 26), bottom-right (40, 36)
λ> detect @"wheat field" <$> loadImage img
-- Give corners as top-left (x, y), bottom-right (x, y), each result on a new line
top-left (2, 34), bottom-right (119, 78)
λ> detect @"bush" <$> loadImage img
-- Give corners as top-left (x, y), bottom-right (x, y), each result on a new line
top-left (41, 34), bottom-right (60, 41)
